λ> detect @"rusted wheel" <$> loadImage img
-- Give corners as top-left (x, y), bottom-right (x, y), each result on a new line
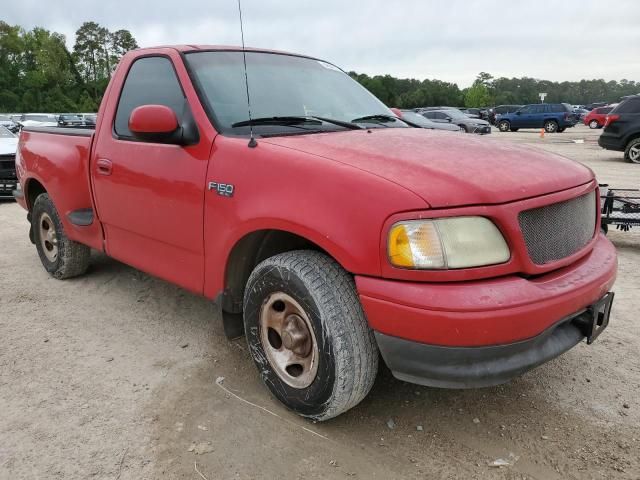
top-left (32, 194), bottom-right (90, 279)
top-left (259, 292), bottom-right (319, 389)
top-left (244, 250), bottom-right (378, 421)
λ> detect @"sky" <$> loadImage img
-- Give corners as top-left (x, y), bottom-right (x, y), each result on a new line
top-left (3, 0), bottom-right (640, 87)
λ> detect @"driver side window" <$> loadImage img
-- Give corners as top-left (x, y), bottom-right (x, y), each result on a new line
top-left (114, 56), bottom-right (187, 139)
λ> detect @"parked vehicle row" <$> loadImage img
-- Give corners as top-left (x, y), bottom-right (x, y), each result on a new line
top-left (0, 113), bottom-right (97, 132)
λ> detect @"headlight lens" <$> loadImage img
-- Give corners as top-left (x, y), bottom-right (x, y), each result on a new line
top-left (388, 217), bottom-right (510, 269)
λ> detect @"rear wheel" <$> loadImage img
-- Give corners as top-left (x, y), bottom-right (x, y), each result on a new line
top-left (498, 120), bottom-right (510, 132)
top-left (32, 194), bottom-right (90, 279)
top-left (589, 120), bottom-right (600, 129)
top-left (243, 250), bottom-right (378, 421)
top-left (544, 120), bottom-right (559, 133)
top-left (625, 137), bottom-right (640, 164)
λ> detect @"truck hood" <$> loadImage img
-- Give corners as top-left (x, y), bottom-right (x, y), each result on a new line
top-left (262, 128), bottom-right (593, 207)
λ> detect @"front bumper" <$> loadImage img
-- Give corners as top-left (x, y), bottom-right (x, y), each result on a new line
top-left (0, 177), bottom-right (18, 199)
top-left (356, 234), bottom-right (617, 387)
top-left (375, 307), bottom-right (604, 388)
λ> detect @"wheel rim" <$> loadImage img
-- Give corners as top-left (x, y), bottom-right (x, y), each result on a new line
top-left (259, 292), bottom-right (319, 389)
top-left (630, 144), bottom-right (640, 163)
top-left (545, 122), bottom-right (557, 132)
top-left (39, 212), bottom-right (58, 262)
top-left (590, 120), bottom-right (598, 129)
top-left (499, 122), bottom-right (508, 131)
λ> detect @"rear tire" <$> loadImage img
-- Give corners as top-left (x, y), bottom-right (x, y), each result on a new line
top-left (243, 250), bottom-right (378, 421)
top-left (498, 120), bottom-right (510, 132)
top-left (589, 120), bottom-right (600, 129)
top-left (544, 120), bottom-right (559, 133)
top-left (32, 194), bottom-right (90, 279)
top-left (624, 137), bottom-right (640, 164)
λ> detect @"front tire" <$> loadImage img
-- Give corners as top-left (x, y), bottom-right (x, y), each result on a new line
top-left (32, 194), bottom-right (90, 279)
top-left (243, 250), bottom-right (378, 421)
top-left (498, 120), bottom-right (510, 132)
top-left (625, 137), bottom-right (640, 164)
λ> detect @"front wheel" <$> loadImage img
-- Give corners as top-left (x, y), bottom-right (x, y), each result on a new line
top-left (243, 250), bottom-right (378, 421)
top-left (625, 137), bottom-right (640, 164)
top-left (589, 120), bottom-right (600, 129)
top-left (544, 120), bottom-right (559, 133)
top-left (32, 194), bottom-right (90, 279)
top-left (498, 120), bottom-right (510, 132)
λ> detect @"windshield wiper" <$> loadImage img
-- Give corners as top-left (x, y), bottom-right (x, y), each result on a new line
top-left (231, 115), bottom-right (363, 131)
top-left (232, 116), bottom-right (322, 128)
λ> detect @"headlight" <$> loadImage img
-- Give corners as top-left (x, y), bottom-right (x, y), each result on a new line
top-left (388, 217), bottom-right (510, 269)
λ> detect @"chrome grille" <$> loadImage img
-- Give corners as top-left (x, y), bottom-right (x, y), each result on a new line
top-left (519, 191), bottom-right (596, 265)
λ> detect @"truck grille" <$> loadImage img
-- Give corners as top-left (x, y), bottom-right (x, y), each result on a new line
top-left (519, 191), bottom-right (596, 265)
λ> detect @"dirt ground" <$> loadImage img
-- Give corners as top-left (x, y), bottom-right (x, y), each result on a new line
top-left (1, 124), bottom-right (639, 480)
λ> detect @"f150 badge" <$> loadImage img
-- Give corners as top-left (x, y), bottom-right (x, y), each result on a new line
top-left (208, 181), bottom-right (235, 197)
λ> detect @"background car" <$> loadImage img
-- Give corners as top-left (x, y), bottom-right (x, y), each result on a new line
top-left (488, 105), bottom-right (523, 125)
top-left (58, 114), bottom-right (85, 127)
top-left (599, 95), bottom-right (640, 163)
top-left (394, 109), bottom-right (464, 132)
top-left (573, 108), bottom-right (590, 121)
top-left (422, 108), bottom-right (492, 134)
top-left (0, 125), bottom-right (18, 199)
top-left (584, 106), bottom-right (613, 129)
top-left (18, 113), bottom-right (58, 128)
top-left (496, 103), bottom-right (577, 133)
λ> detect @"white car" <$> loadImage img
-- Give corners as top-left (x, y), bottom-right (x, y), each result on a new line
top-left (18, 113), bottom-right (59, 128)
top-left (0, 126), bottom-right (19, 199)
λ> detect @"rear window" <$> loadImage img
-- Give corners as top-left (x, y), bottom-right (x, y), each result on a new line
top-left (612, 98), bottom-right (640, 114)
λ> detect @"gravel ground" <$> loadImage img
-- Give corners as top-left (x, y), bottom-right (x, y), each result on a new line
top-left (1, 124), bottom-right (639, 479)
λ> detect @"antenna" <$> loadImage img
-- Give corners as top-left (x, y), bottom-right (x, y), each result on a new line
top-left (238, 0), bottom-right (257, 148)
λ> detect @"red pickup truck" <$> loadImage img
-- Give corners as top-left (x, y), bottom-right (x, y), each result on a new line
top-left (14, 46), bottom-right (617, 420)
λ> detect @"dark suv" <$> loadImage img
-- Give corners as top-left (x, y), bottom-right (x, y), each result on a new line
top-left (496, 103), bottom-right (577, 133)
top-left (598, 95), bottom-right (640, 163)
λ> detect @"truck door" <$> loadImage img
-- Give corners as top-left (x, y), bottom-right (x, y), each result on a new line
top-left (91, 53), bottom-right (213, 293)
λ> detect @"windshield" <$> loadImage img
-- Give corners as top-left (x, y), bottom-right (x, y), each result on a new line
top-left (443, 109), bottom-right (468, 120)
top-left (400, 111), bottom-right (435, 127)
top-left (0, 126), bottom-right (16, 138)
top-left (185, 51), bottom-right (398, 135)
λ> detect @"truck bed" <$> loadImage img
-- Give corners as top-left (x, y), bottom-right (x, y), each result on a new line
top-left (18, 127), bottom-right (103, 250)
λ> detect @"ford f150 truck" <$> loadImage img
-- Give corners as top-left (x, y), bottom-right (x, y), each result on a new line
top-left (14, 46), bottom-right (617, 421)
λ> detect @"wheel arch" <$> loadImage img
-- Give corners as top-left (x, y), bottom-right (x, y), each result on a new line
top-left (218, 228), bottom-right (344, 338)
top-left (24, 177), bottom-right (47, 211)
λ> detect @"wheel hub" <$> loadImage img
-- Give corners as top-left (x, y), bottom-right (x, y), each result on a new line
top-left (39, 212), bottom-right (58, 262)
top-left (259, 292), bottom-right (319, 389)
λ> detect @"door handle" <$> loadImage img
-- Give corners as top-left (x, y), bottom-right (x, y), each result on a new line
top-left (96, 158), bottom-right (113, 176)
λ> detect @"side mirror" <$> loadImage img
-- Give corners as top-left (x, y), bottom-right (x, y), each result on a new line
top-left (129, 105), bottom-right (179, 143)
top-left (446, 117), bottom-right (452, 123)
